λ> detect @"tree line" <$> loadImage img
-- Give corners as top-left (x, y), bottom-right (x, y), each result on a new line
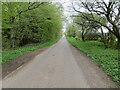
top-left (2, 2), bottom-right (63, 49)
top-left (66, 0), bottom-right (120, 49)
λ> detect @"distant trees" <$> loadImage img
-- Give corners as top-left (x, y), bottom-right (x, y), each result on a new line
top-left (66, 0), bottom-right (120, 48)
top-left (66, 23), bottom-right (77, 38)
top-left (2, 2), bottom-right (62, 49)
top-left (73, 13), bottom-right (100, 41)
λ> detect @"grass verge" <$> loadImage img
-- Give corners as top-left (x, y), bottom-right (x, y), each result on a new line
top-left (2, 39), bottom-right (59, 64)
top-left (67, 37), bottom-right (119, 84)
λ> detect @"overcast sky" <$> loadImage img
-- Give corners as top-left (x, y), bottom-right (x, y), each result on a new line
top-left (52, 0), bottom-right (110, 33)
top-left (52, 0), bottom-right (75, 32)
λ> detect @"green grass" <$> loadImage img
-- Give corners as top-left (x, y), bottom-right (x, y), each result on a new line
top-left (2, 39), bottom-right (59, 64)
top-left (67, 37), bottom-right (119, 84)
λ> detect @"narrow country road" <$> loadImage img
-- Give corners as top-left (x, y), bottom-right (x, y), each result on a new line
top-left (3, 37), bottom-right (116, 88)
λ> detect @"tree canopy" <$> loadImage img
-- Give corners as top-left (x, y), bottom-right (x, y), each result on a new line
top-left (2, 2), bottom-right (63, 49)
top-left (67, 0), bottom-right (120, 48)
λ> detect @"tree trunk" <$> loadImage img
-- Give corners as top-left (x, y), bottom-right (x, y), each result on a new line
top-left (82, 35), bottom-right (85, 41)
top-left (10, 29), bottom-right (15, 48)
top-left (100, 27), bottom-right (109, 48)
top-left (118, 37), bottom-right (120, 81)
top-left (10, 16), bottom-right (15, 48)
top-left (117, 36), bottom-right (120, 49)
top-left (81, 28), bottom-right (85, 41)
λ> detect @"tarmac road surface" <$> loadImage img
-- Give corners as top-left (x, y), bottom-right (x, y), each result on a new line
top-left (2, 37), bottom-right (117, 88)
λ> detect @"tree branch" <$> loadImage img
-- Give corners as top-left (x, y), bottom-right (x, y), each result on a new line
top-left (18, 2), bottom-right (45, 16)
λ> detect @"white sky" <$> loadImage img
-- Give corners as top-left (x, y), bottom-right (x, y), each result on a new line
top-left (53, 0), bottom-right (111, 33)
top-left (52, 0), bottom-right (74, 32)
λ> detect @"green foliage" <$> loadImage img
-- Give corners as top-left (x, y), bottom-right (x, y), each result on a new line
top-left (2, 39), bottom-right (59, 64)
top-left (67, 37), bottom-right (119, 84)
top-left (66, 13), bottom-right (102, 42)
top-left (66, 23), bottom-right (79, 37)
top-left (2, 2), bottom-right (62, 49)
top-left (67, 12), bottom-right (117, 48)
